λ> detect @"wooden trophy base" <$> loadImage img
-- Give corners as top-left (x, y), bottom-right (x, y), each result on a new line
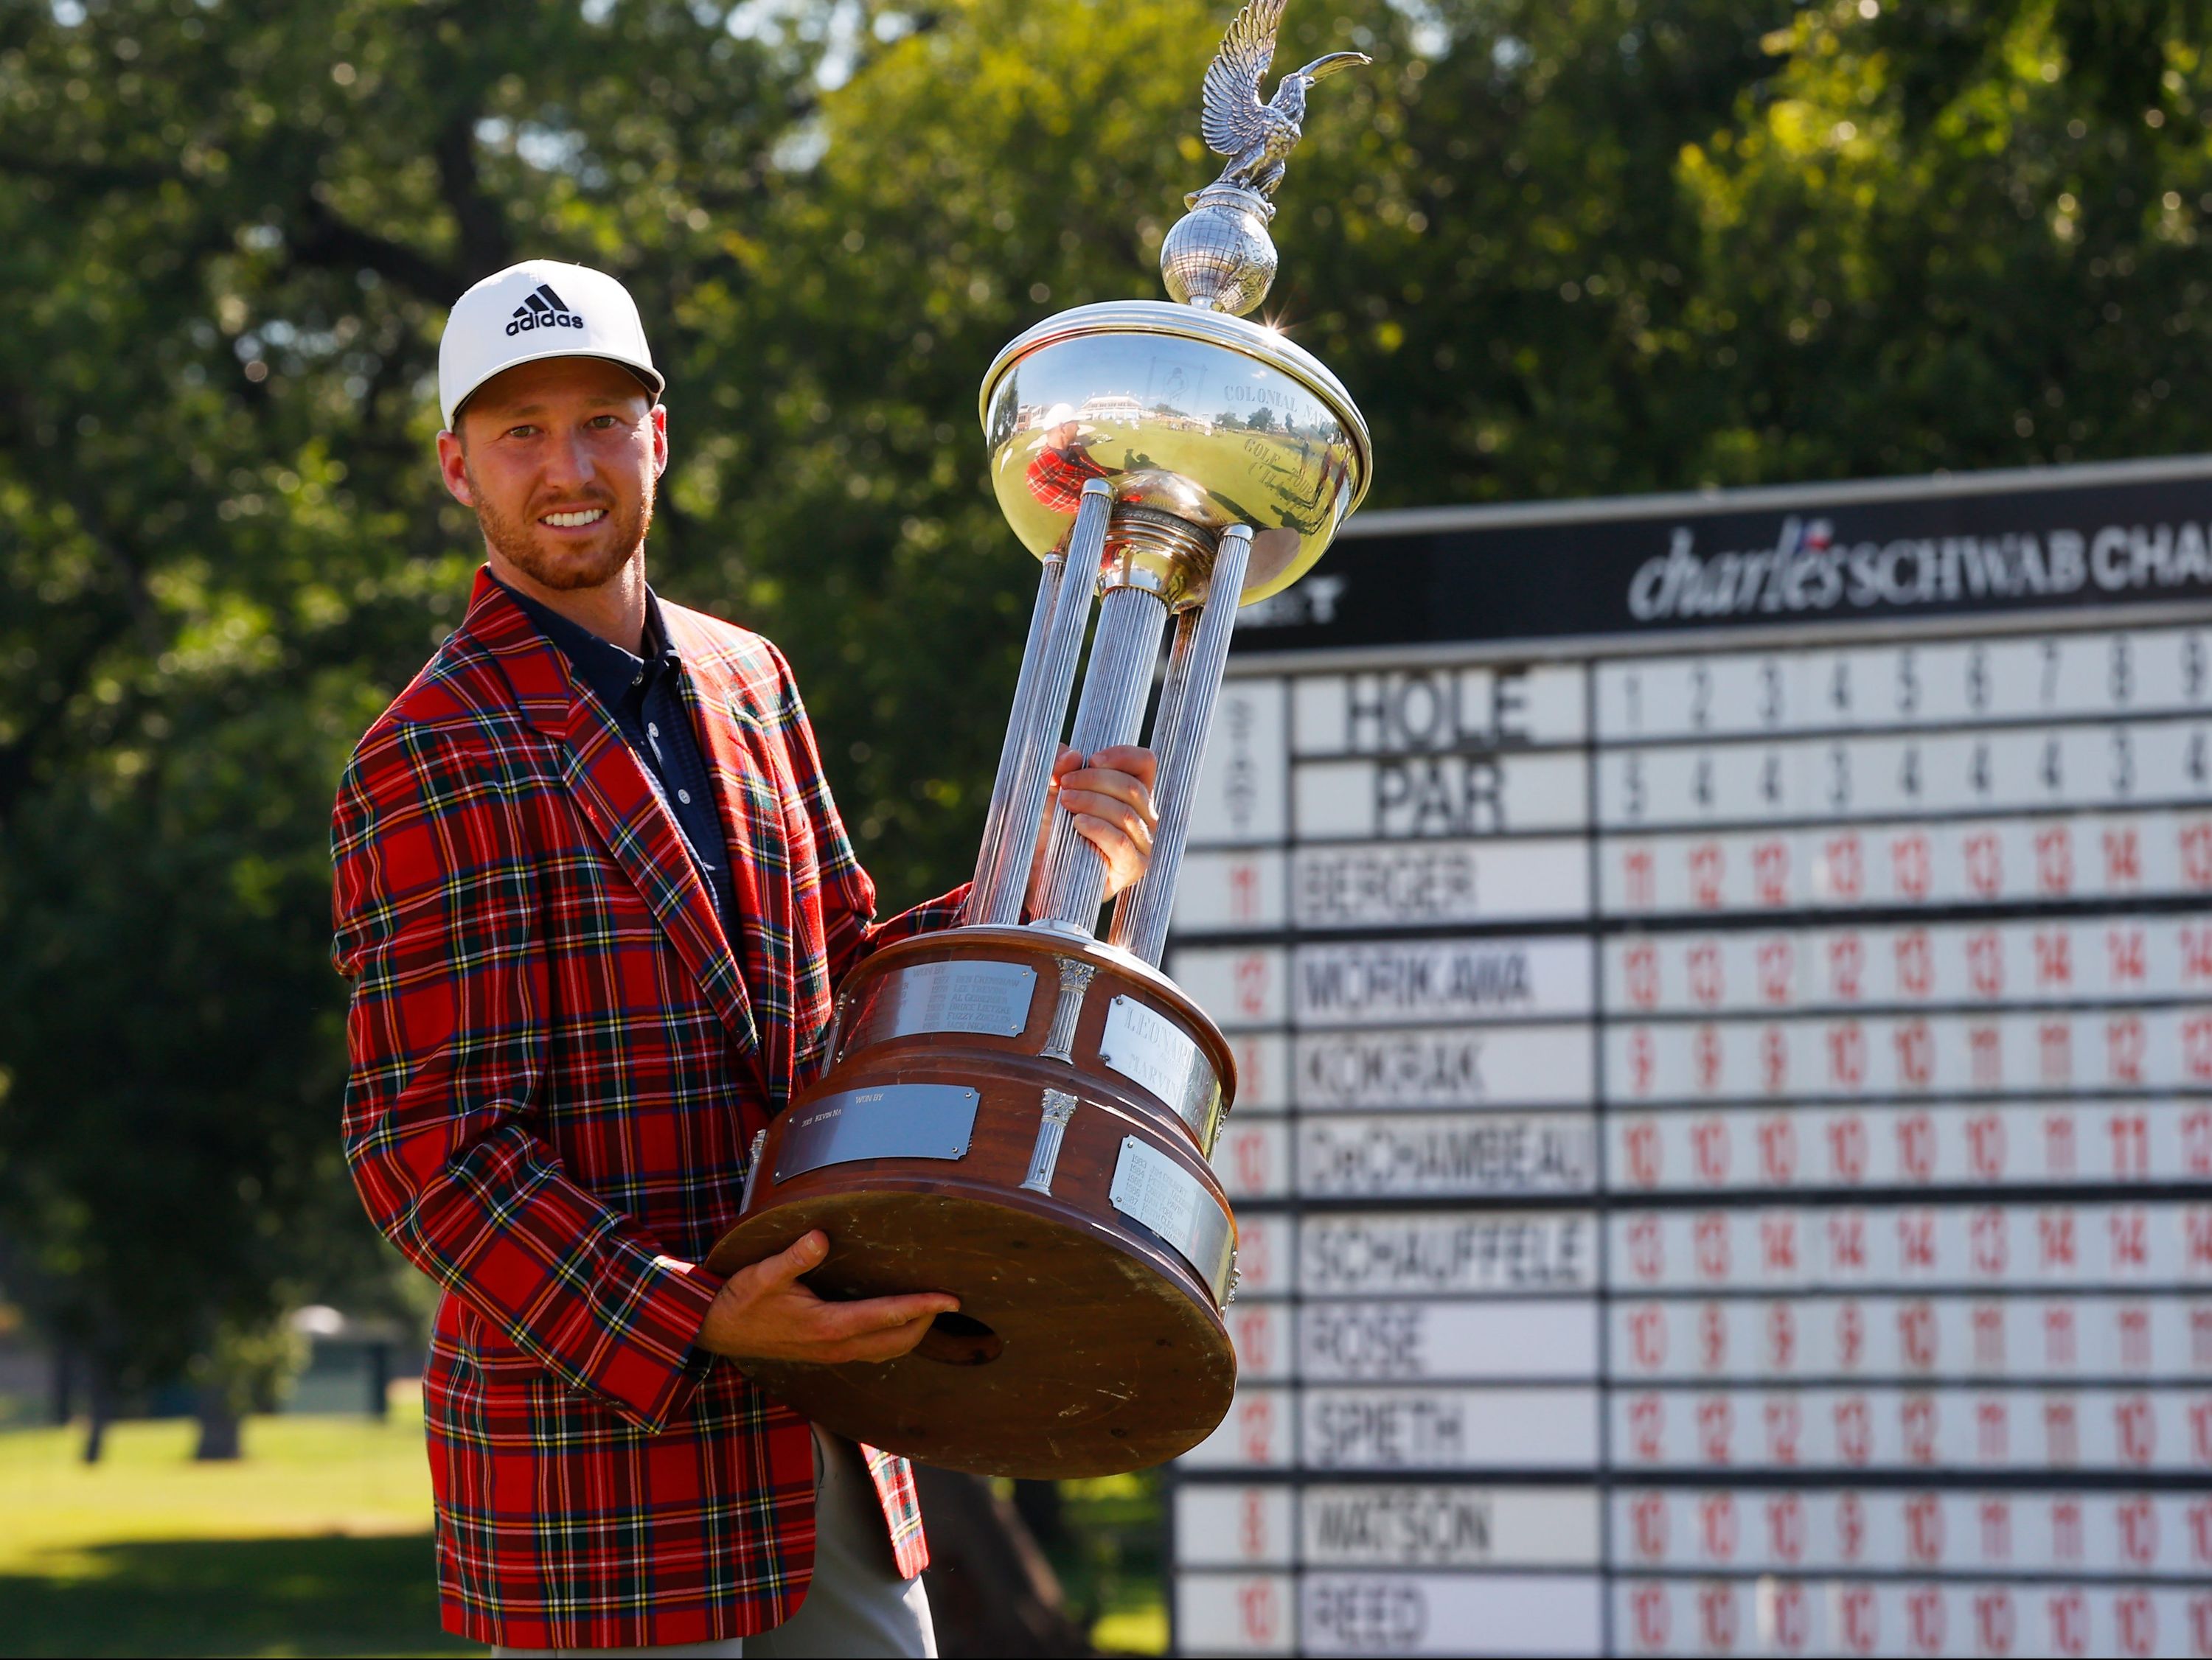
top-left (705, 926), bottom-right (1239, 1478)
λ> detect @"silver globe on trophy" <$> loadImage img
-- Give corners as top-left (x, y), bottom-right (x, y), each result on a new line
top-left (709, 0), bottom-right (1373, 1477)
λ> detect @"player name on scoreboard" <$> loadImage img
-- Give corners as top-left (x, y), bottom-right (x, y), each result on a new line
top-left (1163, 458), bottom-right (2212, 1659)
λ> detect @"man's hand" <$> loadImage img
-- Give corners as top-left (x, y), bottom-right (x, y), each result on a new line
top-left (697, 1231), bottom-right (958, 1364)
top-left (1029, 743), bottom-right (1159, 910)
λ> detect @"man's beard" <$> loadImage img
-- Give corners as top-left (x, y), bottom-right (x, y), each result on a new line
top-left (467, 466), bottom-right (653, 591)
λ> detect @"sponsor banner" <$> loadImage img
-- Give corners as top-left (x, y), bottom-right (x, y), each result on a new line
top-left (1594, 626), bottom-right (2212, 740)
top-left (1610, 1576), bottom-right (2211, 1660)
top-left (1608, 1384), bottom-right (2212, 1474)
top-left (1598, 718), bottom-right (2212, 829)
top-left (1609, 1486), bottom-right (2212, 1577)
top-left (1299, 1211), bottom-right (1599, 1297)
top-left (1602, 1008), bottom-right (2212, 1101)
top-left (1301, 1297), bottom-right (1601, 1382)
top-left (1607, 1201), bottom-right (2212, 1292)
top-left (1605, 916), bottom-right (2212, 1014)
top-left (1302, 1387), bottom-right (1602, 1470)
top-left (1296, 751), bottom-right (1590, 840)
top-left (1609, 1291), bottom-right (2212, 1384)
top-left (1598, 809), bottom-right (2212, 913)
top-left (1228, 466), bottom-right (2212, 653)
top-left (1175, 1484), bottom-right (1602, 1570)
top-left (1298, 1112), bottom-right (1597, 1199)
top-left (1291, 837), bottom-right (1592, 931)
top-left (1292, 664), bottom-right (1590, 755)
top-left (1293, 938), bottom-right (1593, 1025)
top-left (1293, 1023), bottom-right (1596, 1110)
top-left (1610, 1101), bottom-right (2212, 1193)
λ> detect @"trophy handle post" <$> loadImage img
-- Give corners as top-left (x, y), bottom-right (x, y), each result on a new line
top-left (1033, 580), bottom-right (1173, 927)
top-left (974, 479), bottom-right (1114, 926)
top-left (964, 543), bottom-right (1069, 924)
top-left (1109, 523), bottom-right (1253, 964)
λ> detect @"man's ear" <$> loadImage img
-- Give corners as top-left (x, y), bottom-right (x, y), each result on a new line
top-left (651, 403), bottom-right (669, 478)
top-left (436, 430), bottom-right (476, 506)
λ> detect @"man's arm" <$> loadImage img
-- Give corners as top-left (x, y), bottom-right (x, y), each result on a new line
top-left (332, 721), bottom-right (722, 1432)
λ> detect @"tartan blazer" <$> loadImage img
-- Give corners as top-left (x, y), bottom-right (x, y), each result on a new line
top-left (332, 569), bottom-right (962, 1648)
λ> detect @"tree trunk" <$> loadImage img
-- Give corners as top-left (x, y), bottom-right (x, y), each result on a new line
top-left (913, 1465), bottom-right (1095, 1658)
top-left (192, 1384), bottom-right (243, 1460)
top-left (50, 1342), bottom-right (72, 1426)
top-left (80, 1366), bottom-right (114, 1464)
top-left (1012, 1478), bottom-right (1069, 1551)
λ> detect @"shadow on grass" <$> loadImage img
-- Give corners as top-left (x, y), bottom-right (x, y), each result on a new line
top-left (0, 1532), bottom-right (471, 1658)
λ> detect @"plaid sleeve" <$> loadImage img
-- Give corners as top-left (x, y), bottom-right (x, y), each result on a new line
top-left (331, 722), bottom-right (720, 1433)
top-left (759, 644), bottom-right (968, 986)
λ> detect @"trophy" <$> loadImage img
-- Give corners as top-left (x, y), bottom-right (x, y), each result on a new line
top-left (706, 0), bottom-right (1371, 1476)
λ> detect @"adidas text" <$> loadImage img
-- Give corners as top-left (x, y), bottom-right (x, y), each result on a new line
top-left (506, 311), bottom-right (585, 337)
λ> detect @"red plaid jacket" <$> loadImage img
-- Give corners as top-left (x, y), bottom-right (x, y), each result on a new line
top-left (1023, 442), bottom-right (1115, 513)
top-left (332, 571), bottom-right (960, 1648)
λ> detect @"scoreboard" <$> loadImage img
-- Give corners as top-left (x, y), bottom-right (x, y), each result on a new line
top-left (1162, 457), bottom-right (2212, 1659)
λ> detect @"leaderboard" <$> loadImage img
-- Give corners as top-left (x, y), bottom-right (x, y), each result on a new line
top-left (1163, 458), bottom-right (2212, 1659)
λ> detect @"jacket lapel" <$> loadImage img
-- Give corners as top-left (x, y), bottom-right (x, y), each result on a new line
top-left (661, 608), bottom-right (802, 1105)
top-left (463, 573), bottom-right (765, 1076)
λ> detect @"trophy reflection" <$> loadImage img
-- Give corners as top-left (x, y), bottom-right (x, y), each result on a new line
top-left (707, 0), bottom-right (1371, 1478)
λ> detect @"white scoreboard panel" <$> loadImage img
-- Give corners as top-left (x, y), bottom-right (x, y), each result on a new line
top-left (1163, 459), bottom-right (2212, 1659)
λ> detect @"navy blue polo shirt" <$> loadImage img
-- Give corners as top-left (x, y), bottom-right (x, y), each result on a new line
top-left (494, 576), bottom-right (740, 940)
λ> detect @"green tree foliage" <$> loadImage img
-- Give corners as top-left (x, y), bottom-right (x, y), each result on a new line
top-left (6, 0), bottom-right (2212, 1417)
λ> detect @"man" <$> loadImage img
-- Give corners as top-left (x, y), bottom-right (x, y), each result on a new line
top-left (1023, 403), bottom-right (1119, 513)
top-left (331, 260), bottom-right (1158, 1656)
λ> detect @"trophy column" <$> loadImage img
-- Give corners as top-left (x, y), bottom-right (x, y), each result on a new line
top-left (1109, 523), bottom-right (1252, 962)
top-left (966, 479), bottom-right (1112, 927)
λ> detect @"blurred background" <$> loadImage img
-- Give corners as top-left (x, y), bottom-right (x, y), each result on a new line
top-left (4, 0), bottom-right (2212, 1652)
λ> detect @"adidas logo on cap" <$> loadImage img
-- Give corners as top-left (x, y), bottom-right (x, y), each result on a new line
top-left (505, 283), bottom-right (585, 336)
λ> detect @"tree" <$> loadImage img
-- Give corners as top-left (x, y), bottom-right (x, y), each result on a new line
top-left (6, 0), bottom-right (2212, 1496)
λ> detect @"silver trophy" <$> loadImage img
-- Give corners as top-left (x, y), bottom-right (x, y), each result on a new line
top-left (712, 0), bottom-right (1371, 1477)
top-left (970, 0), bottom-right (1370, 944)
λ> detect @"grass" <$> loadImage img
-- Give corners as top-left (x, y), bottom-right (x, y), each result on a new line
top-left (0, 1397), bottom-right (1166, 1657)
top-left (0, 1400), bottom-right (459, 1659)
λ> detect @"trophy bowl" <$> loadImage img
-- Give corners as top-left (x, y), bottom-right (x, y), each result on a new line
top-left (982, 301), bottom-right (1370, 607)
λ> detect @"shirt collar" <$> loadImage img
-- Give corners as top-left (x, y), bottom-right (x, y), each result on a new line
top-left (492, 572), bottom-right (679, 714)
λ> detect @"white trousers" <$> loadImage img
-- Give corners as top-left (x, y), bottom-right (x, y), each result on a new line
top-left (492, 1427), bottom-right (936, 1659)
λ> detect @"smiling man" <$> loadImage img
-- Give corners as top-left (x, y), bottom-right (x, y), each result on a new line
top-left (330, 260), bottom-right (1158, 1657)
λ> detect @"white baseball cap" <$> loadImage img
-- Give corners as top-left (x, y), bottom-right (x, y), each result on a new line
top-left (437, 259), bottom-right (665, 430)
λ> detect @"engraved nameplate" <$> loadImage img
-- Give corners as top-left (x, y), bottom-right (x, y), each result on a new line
top-left (1098, 996), bottom-right (1221, 1149)
top-left (776, 1084), bottom-right (979, 1182)
top-left (1108, 1136), bottom-right (1236, 1305)
top-left (844, 960), bottom-right (1036, 1056)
